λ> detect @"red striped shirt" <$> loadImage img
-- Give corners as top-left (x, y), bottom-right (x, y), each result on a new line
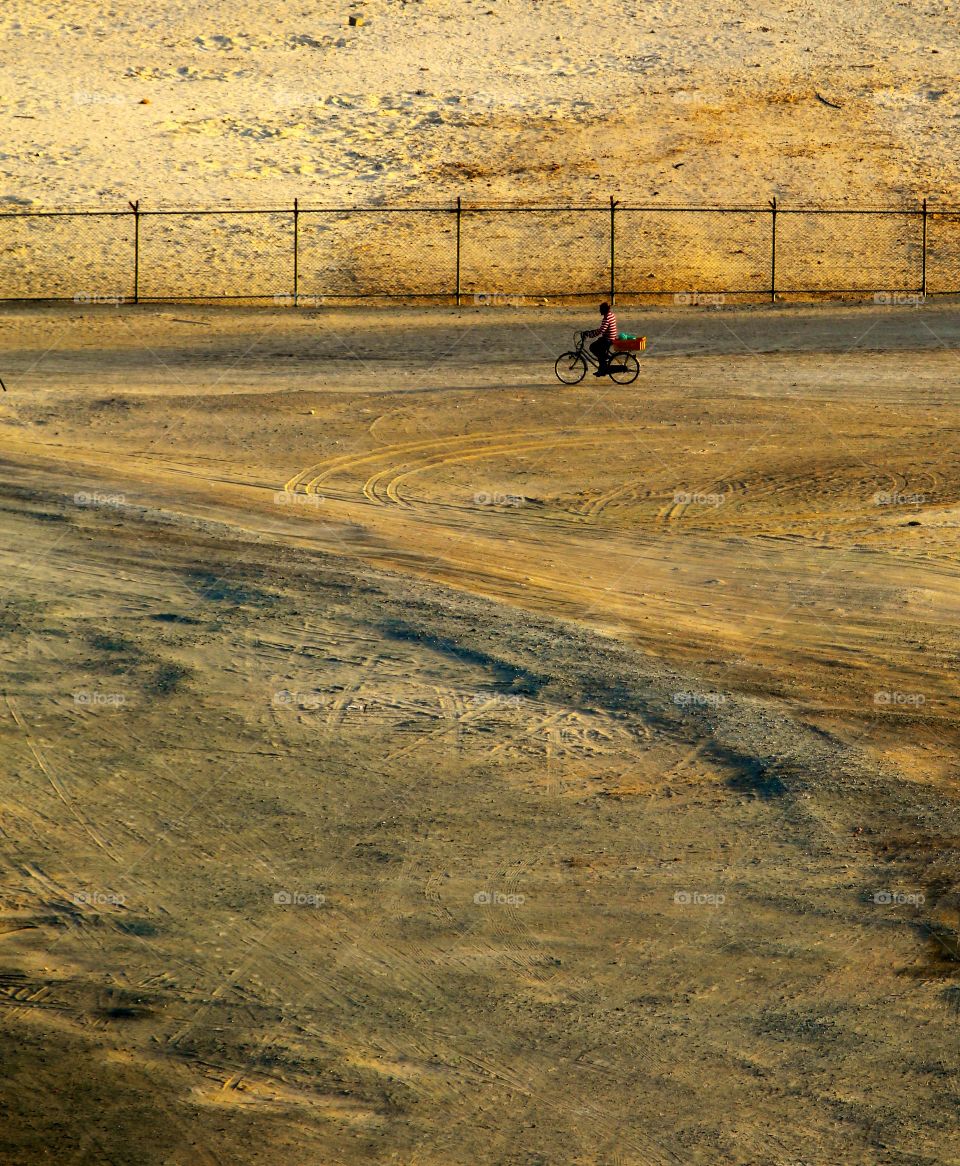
top-left (586, 310), bottom-right (618, 340)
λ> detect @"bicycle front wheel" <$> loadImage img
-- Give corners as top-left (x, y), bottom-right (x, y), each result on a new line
top-left (555, 351), bottom-right (588, 385)
top-left (608, 351), bottom-right (640, 384)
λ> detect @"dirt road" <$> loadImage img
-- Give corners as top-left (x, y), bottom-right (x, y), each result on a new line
top-left (0, 302), bottom-right (957, 1164)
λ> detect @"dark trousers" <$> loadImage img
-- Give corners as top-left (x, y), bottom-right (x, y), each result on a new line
top-left (589, 337), bottom-right (612, 370)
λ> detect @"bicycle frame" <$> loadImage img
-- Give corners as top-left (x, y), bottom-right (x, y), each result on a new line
top-left (575, 333), bottom-right (617, 367)
top-left (575, 334), bottom-right (600, 366)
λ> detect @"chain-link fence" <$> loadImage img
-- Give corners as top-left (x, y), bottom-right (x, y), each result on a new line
top-left (137, 210), bottom-right (293, 301)
top-left (774, 210), bottom-right (921, 293)
top-left (926, 211), bottom-right (960, 295)
top-left (616, 208), bottom-right (769, 296)
top-left (0, 211), bottom-right (133, 301)
top-left (298, 209), bottom-right (456, 300)
top-left (460, 208), bottom-right (610, 301)
top-left (2, 200), bottom-right (960, 305)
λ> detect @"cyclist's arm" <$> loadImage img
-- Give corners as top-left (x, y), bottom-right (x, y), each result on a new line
top-left (582, 326), bottom-right (600, 337)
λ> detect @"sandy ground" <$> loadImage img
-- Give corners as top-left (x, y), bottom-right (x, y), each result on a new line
top-left (5, 2), bottom-right (960, 304)
top-left (0, 301), bottom-right (958, 1164)
top-left (2, 0), bottom-right (960, 211)
top-left (3, 4), bottom-right (959, 1161)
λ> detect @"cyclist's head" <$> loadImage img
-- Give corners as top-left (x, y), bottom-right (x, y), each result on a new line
top-left (599, 301), bottom-right (610, 314)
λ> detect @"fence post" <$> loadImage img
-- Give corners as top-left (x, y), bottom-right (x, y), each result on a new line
top-left (455, 196), bottom-right (462, 307)
top-left (609, 196), bottom-right (617, 305)
top-left (921, 197), bottom-right (927, 298)
top-left (293, 198), bottom-right (299, 307)
top-left (129, 200), bottom-right (139, 304)
top-left (769, 197), bottom-right (777, 303)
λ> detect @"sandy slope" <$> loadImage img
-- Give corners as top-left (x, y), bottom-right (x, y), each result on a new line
top-left (0, 302), bottom-right (957, 1163)
top-left (1, 0), bottom-right (959, 210)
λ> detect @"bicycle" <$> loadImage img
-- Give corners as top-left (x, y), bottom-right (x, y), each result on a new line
top-left (554, 332), bottom-right (641, 385)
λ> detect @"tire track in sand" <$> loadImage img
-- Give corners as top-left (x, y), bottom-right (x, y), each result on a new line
top-left (285, 426), bottom-right (621, 507)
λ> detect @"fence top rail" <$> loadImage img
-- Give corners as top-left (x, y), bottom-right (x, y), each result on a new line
top-left (140, 206), bottom-right (462, 216)
top-left (618, 205), bottom-right (771, 213)
top-left (3, 199), bottom-right (960, 218)
top-left (0, 209), bottom-right (135, 219)
top-left (777, 205), bottom-right (960, 213)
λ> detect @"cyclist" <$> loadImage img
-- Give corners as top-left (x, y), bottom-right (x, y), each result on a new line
top-left (581, 301), bottom-right (618, 376)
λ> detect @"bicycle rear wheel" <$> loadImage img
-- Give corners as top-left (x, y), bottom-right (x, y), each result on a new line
top-left (555, 351), bottom-right (588, 385)
top-left (608, 352), bottom-right (640, 384)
